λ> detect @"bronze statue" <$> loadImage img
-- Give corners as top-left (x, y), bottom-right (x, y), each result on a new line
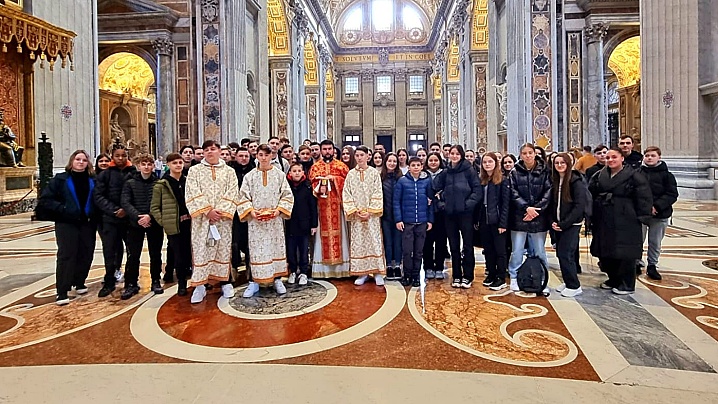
top-left (0, 110), bottom-right (25, 168)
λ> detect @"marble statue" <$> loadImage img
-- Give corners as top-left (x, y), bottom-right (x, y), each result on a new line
top-left (0, 110), bottom-right (25, 168)
top-left (110, 113), bottom-right (126, 144)
top-left (494, 83), bottom-right (508, 130)
top-left (247, 90), bottom-right (256, 134)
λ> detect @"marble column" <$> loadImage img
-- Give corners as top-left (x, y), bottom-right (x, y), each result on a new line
top-left (505, 0), bottom-right (532, 153)
top-left (361, 69), bottom-right (374, 147)
top-left (152, 36), bottom-right (176, 158)
top-left (583, 22), bottom-right (609, 149)
top-left (395, 69), bottom-right (408, 150)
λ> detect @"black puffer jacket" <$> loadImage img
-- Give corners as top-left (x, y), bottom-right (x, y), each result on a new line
top-left (37, 172), bottom-right (96, 224)
top-left (286, 177), bottom-right (318, 237)
top-left (121, 171), bottom-right (159, 227)
top-left (476, 178), bottom-right (510, 228)
top-left (624, 150), bottom-right (643, 169)
top-left (640, 161), bottom-right (678, 219)
top-left (550, 171), bottom-right (589, 230)
top-left (94, 163), bottom-right (136, 223)
top-left (509, 159), bottom-right (552, 232)
top-left (589, 166), bottom-right (653, 260)
top-left (433, 159), bottom-right (481, 215)
top-left (585, 162), bottom-right (604, 182)
top-left (381, 171), bottom-right (400, 222)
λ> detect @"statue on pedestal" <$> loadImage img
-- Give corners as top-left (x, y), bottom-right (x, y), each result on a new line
top-left (0, 110), bottom-right (25, 167)
top-left (110, 113), bottom-right (126, 145)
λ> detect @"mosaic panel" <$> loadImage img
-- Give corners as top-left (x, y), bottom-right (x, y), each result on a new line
top-left (475, 65), bottom-right (488, 153)
top-left (531, 0), bottom-right (552, 149)
top-left (201, 0), bottom-right (221, 139)
top-left (567, 32), bottom-right (582, 149)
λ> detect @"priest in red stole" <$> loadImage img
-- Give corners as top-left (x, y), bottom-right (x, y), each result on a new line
top-left (309, 139), bottom-right (351, 278)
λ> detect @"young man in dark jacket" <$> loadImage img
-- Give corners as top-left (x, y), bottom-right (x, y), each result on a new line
top-left (285, 162), bottom-right (318, 286)
top-left (585, 144), bottom-right (607, 181)
top-left (640, 146), bottom-right (679, 280)
top-left (394, 157), bottom-right (434, 287)
top-left (94, 145), bottom-right (136, 298)
top-left (121, 153), bottom-right (163, 299)
top-left (619, 135), bottom-right (643, 169)
top-left (151, 153), bottom-right (192, 296)
top-left (228, 147), bottom-right (256, 270)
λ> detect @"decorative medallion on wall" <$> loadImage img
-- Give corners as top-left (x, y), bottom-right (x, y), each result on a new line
top-left (201, 0), bottom-right (221, 139)
top-left (60, 105), bottom-right (73, 121)
top-left (475, 65), bottom-right (487, 153)
top-left (567, 32), bottom-right (582, 149)
top-left (530, 0), bottom-right (552, 149)
top-left (275, 71), bottom-right (288, 138)
top-left (663, 90), bottom-right (674, 109)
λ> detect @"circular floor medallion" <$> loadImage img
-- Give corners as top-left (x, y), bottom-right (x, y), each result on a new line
top-left (219, 281), bottom-right (337, 319)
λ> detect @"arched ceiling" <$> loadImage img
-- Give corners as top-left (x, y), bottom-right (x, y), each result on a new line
top-left (321, 0), bottom-right (441, 26)
top-left (608, 36), bottom-right (640, 88)
top-left (99, 52), bottom-right (154, 99)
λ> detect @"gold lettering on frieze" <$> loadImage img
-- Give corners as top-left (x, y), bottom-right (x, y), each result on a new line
top-left (333, 53), bottom-right (433, 63)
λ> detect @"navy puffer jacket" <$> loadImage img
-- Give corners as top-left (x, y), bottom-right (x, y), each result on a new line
top-left (509, 158), bottom-right (552, 232)
top-left (37, 172), bottom-right (96, 223)
top-left (381, 171), bottom-right (400, 222)
top-left (433, 159), bottom-right (482, 215)
top-left (393, 171), bottom-right (434, 224)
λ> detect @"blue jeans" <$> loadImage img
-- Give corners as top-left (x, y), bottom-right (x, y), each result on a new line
top-left (508, 231), bottom-right (549, 279)
top-left (382, 219), bottom-right (402, 266)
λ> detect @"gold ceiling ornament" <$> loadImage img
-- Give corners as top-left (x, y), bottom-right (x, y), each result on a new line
top-left (99, 52), bottom-right (154, 99)
top-left (325, 67), bottom-right (335, 101)
top-left (304, 37), bottom-right (319, 86)
top-left (0, 3), bottom-right (76, 71)
top-left (268, 0), bottom-right (290, 57)
top-left (433, 73), bottom-right (442, 99)
top-left (471, 0), bottom-right (488, 51)
top-left (608, 36), bottom-right (641, 88)
top-left (447, 37), bottom-right (460, 82)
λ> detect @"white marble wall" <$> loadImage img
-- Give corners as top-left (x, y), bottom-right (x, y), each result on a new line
top-left (31, 0), bottom-right (98, 169)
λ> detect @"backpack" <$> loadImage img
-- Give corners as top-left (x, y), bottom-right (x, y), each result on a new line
top-left (516, 256), bottom-right (549, 296)
top-left (579, 174), bottom-right (593, 220)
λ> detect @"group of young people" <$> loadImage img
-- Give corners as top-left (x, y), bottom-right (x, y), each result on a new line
top-left (37, 132), bottom-right (677, 306)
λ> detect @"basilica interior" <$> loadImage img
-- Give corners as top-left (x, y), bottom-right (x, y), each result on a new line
top-left (1, 0), bottom-right (718, 402)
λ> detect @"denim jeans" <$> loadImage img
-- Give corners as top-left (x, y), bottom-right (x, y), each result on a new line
top-left (642, 217), bottom-right (669, 266)
top-left (382, 218), bottom-right (402, 266)
top-left (508, 231), bottom-right (549, 279)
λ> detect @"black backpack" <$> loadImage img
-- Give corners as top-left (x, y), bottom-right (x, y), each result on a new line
top-left (517, 256), bottom-right (549, 296)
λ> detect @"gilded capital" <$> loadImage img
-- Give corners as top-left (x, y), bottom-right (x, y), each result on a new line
top-left (152, 37), bottom-right (174, 56)
top-left (584, 23), bottom-right (609, 44)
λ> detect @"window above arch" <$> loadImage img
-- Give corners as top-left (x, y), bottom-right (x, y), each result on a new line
top-left (337, 0), bottom-right (429, 47)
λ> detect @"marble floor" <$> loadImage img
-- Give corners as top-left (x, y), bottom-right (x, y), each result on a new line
top-left (1, 201), bottom-right (718, 403)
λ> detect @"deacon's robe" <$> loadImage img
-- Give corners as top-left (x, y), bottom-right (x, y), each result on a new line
top-left (309, 159), bottom-right (350, 278)
top-left (342, 166), bottom-right (386, 275)
top-left (186, 160), bottom-right (238, 286)
top-left (237, 166), bottom-right (294, 283)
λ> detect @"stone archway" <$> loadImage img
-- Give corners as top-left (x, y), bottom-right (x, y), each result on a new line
top-left (98, 52), bottom-right (155, 155)
top-left (607, 36), bottom-right (641, 149)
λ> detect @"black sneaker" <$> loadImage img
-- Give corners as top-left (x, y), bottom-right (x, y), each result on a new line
top-left (635, 264), bottom-right (642, 275)
top-left (461, 279), bottom-right (472, 289)
top-left (98, 285), bottom-right (115, 298)
top-left (120, 284), bottom-right (139, 300)
top-left (177, 279), bottom-right (188, 296)
top-left (488, 278), bottom-right (508, 291)
top-left (412, 278), bottom-right (421, 287)
top-left (451, 279), bottom-right (461, 288)
top-left (482, 275), bottom-right (494, 286)
top-left (152, 280), bottom-right (164, 294)
top-left (646, 265), bottom-right (662, 280)
top-left (612, 285), bottom-right (635, 295)
top-left (400, 277), bottom-right (412, 287)
top-left (386, 267), bottom-right (396, 280)
top-left (163, 272), bottom-right (174, 283)
top-left (394, 267), bottom-right (403, 280)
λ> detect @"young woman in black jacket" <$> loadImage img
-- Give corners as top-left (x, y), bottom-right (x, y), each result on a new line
top-left (434, 145), bottom-right (482, 288)
top-left (590, 147), bottom-right (653, 295)
top-left (550, 153), bottom-right (588, 297)
top-left (477, 152), bottom-right (510, 290)
top-left (94, 144), bottom-right (136, 298)
top-left (507, 143), bottom-right (552, 292)
top-left (37, 150), bottom-right (97, 305)
top-left (423, 152), bottom-right (447, 280)
top-left (380, 153), bottom-right (402, 280)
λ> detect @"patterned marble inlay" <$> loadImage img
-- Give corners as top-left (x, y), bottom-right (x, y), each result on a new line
top-left (410, 282), bottom-right (579, 367)
top-left (575, 285), bottom-right (714, 372)
top-left (224, 281), bottom-right (335, 319)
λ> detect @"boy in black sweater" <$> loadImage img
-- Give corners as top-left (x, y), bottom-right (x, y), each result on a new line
top-left (121, 153), bottom-right (163, 299)
top-left (285, 162), bottom-right (318, 285)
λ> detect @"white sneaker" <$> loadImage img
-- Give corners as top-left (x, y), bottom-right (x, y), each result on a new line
top-left (374, 274), bottom-right (385, 286)
top-left (114, 270), bottom-right (124, 282)
top-left (243, 282), bottom-right (259, 298)
top-left (75, 286), bottom-right (89, 295)
top-left (287, 273), bottom-right (297, 284)
top-left (354, 275), bottom-right (368, 285)
top-left (55, 296), bottom-right (70, 306)
top-left (555, 283), bottom-right (566, 293)
top-left (561, 286), bottom-right (583, 298)
top-left (274, 279), bottom-right (287, 294)
top-left (510, 278), bottom-right (520, 292)
top-left (191, 285), bottom-right (206, 304)
top-left (221, 283), bottom-right (235, 299)
top-left (298, 274), bottom-right (308, 285)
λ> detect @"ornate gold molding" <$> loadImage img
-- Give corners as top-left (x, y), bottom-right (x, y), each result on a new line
top-left (471, 0), bottom-right (488, 50)
top-left (304, 38), bottom-right (319, 86)
top-left (325, 68), bottom-right (334, 101)
top-left (0, 4), bottom-right (76, 70)
top-left (268, 0), bottom-right (290, 57)
top-left (447, 37), bottom-right (460, 82)
top-left (608, 36), bottom-right (640, 88)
